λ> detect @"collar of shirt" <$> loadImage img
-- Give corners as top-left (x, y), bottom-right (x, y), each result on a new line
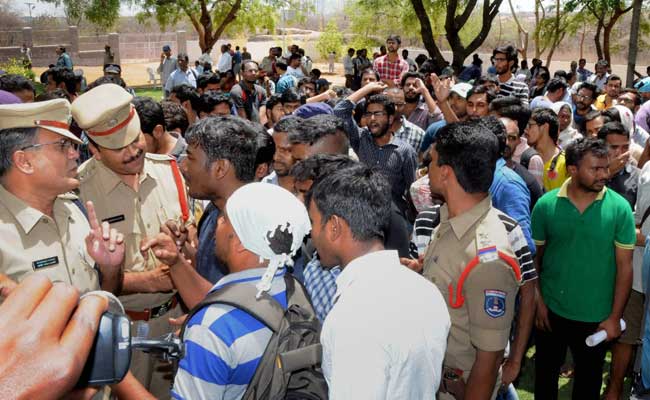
top-left (333, 250), bottom-right (399, 303)
top-left (209, 266), bottom-right (286, 294)
top-left (0, 184), bottom-right (72, 234)
top-left (94, 157), bottom-right (157, 195)
top-left (439, 195), bottom-right (492, 240)
top-left (557, 177), bottom-right (607, 200)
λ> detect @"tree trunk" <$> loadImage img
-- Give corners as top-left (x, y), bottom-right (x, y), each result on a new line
top-left (626, 0), bottom-right (642, 86)
top-left (594, 21), bottom-right (603, 61)
top-left (410, 0), bottom-right (447, 69)
top-left (508, 0), bottom-right (528, 60)
top-left (579, 22), bottom-right (586, 59)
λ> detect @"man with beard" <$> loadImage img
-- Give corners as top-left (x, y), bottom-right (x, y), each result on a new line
top-left (72, 83), bottom-right (192, 399)
top-left (573, 82), bottom-right (598, 132)
top-left (595, 75), bottom-right (622, 111)
top-left (385, 87), bottom-right (425, 152)
top-left (532, 137), bottom-right (635, 399)
top-left (587, 59), bottom-right (610, 92)
top-left (493, 45), bottom-right (529, 107)
top-left (263, 116), bottom-right (303, 192)
top-left (230, 60), bottom-right (268, 124)
top-left (420, 82), bottom-right (472, 155)
top-left (334, 81), bottom-right (417, 215)
top-left (525, 108), bottom-right (569, 191)
top-left (373, 35), bottom-right (410, 87)
top-left (400, 72), bottom-right (440, 130)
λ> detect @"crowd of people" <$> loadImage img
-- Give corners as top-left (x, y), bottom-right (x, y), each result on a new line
top-left (1, 33), bottom-right (650, 400)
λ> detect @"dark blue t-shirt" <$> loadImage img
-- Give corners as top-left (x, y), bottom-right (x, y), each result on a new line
top-left (196, 202), bottom-right (228, 283)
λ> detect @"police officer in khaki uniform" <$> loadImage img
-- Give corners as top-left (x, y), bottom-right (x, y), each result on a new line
top-left (0, 99), bottom-right (124, 296)
top-left (71, 84), bottom-right (192, 399)
top-left (422, 120), bottom-right (521, 400)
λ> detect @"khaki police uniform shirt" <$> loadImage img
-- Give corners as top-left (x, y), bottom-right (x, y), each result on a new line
top-left (78, 153), bottom-right (191, 310)
top-left (0, 185), bottom-right (99, 293)
top-left (423, 196), bottom-right (521, 375)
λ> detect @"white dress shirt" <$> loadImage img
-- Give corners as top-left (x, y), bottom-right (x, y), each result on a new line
top-left (321, 250), bottom-right (450, 400)
top-left (217, 52), bottom-right (233, 73)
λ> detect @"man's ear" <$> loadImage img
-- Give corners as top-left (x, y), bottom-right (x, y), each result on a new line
top-left (210, 158), bottom-right (230, 181)
top-left (87, 141), bottom-right (101, 160)
top-left (152, 124), bottom-right (165, 140)
top-left (11, 151), bottom-right (35, 175)
top-left (255, 163), bottom-right (269, 181)
top-left (327, 215), bottom-right (346, 243)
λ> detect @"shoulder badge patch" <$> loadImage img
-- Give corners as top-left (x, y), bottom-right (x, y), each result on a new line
top-left (484, 289), bottom-right (506, 318)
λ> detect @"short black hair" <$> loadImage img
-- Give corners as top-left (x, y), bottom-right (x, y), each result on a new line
top-left (87, 75), bottom-right (124, 90)
top-left (584, 109), bottom-right (602, 123)
top-left (497, 105), bottom-right (531, 137)
top-left (185, 116), bottom-right (257, 182)
top-left (47, 67), bottom-right (79, 94)
top-left (360, 68), bottom-right (380, 81)
top-left (196, 72), bottom-right (221, 91)
top-left (273, 115), bottom-right (303, 134)
top-left (171, 84), bottom-right (201, 110)
top-left (400, 71), bottom-right (423, 88)
top-left (289, 53), bottom-right (301, 62)
top-left (255, 129), bottom-right (275, 167)
top-left (606, 74), bottom-right (622, 84)
top-left (0, 74), bottom-right (35, 95)
top-left (306, 163), bottom-right (391, 242)
top-left (597, 121), bottom-right (628, 140)
top-left (276, 62), bottom-right (288, 71)
top-left (493, 45), bottom-right (518, 68)
top-left (479, 116), bottom-right (507, 157)
top-left (386, 34), bottom-right (401, 44)
top-left (531, 108), bottom-right (560, 144)
top-left (132, 97), bottom-right (165, 135)
top-left (177, 52), bottom-right (189, 62)
top-left (161, 100), bottom-right (189, 135)
top-left (266, 93), bottom-right (282, 111)
top-left (198, 92), bottom-right (233, 115)
top-left (366, 94), bottom-right (395, 116)
top-left (467, 85), bottom-right (496, 104)
top-left (290, 154), bottom-right (357, 182)
top-left (489, 96), bottom-right (522, 113)
top-left (35, 89), bottom-right (70, 102)
top-left (281, 87), bottom-right (301, 105)
top-left (565, 136), bottom-right (609, 167)
top-left (435, 120), bottom-right (500, 193)
top-left (578, 82), bottom-right (598, 97)
top-left (546, 77), bottom-right (568, 93)
top-left (288, 114), bottom-right (347, 148)
top-left (298, 77), bottom-right (316, 89)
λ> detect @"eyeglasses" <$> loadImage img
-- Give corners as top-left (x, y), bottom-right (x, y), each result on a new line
top-left (576, 94), bottom-right (593, 101)
top-left (493, 57), bottom-right (508, 62)
top-left (363, 111), bottom-right (388, 118)
top-left (21, 139), bottom-right (79, 153)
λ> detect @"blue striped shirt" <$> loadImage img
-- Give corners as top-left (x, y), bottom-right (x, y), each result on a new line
top-left (172, 268), bottom-right (287, 400)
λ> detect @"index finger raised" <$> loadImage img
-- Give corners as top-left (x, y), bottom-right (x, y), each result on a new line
top-left (86, 201), bottom-right (101, 231)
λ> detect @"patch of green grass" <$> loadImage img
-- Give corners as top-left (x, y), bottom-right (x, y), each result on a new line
top-left (133, 87), bottom-right (163, 101)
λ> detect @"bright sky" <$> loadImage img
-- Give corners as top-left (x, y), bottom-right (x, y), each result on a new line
top-left (16, 0), bottom-right (538, 18)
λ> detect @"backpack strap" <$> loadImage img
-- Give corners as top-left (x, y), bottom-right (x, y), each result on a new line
top-left (641, 205), bottom-right (650, 229)
top-left (169, 158), bottom-right (190, 223)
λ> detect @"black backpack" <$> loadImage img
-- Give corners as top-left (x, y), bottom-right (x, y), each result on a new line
top-left (181, 274), bottom-right (328, 400)
top-left (520, 147), bottom-right (540, 170)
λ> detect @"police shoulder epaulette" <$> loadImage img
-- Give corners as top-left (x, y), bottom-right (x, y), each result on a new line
top-left (145, 153), bottom-right (174, 162)
top-left (57, 192), bottom-right (79, 201)
top-left (76, 158), bottom-right (98, 181)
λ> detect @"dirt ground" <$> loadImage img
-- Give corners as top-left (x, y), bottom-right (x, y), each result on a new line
top-left (32, 62), bottom-right (347, 88)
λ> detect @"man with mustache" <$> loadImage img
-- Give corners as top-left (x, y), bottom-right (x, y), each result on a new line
top-left (334, 81), bottom-right (417, 215)
top-left (532, 137), bottom-right (635, 399)
top-left (72, 83), bottom-right (192, 399)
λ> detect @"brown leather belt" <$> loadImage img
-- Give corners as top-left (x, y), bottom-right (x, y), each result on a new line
top-left (126, 295), bottom-right (178, 321)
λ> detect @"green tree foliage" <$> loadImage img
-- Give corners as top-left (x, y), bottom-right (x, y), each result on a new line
top-left (315, 20), bottom-right (344, 60)
top-left (40, 0), bottom-right (120, 29)
top-left (134, 0), bottom-right (302, 54)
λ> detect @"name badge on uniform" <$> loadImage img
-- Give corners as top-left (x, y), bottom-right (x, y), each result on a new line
top-left (33, 256), bottom-right (59, 270)
top-left (103, 215), bottom-right (125, 224)
top-left (484, 289), bottom-right (506, 318)
top-left (477, 246), bottom-right (499, 263)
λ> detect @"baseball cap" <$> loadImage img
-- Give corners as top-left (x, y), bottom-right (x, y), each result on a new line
top-left (450, 83), bottom-right (472, 99)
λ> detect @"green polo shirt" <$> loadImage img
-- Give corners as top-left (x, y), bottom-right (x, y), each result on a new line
top-left (532, 178), bottom-right (635, 322)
